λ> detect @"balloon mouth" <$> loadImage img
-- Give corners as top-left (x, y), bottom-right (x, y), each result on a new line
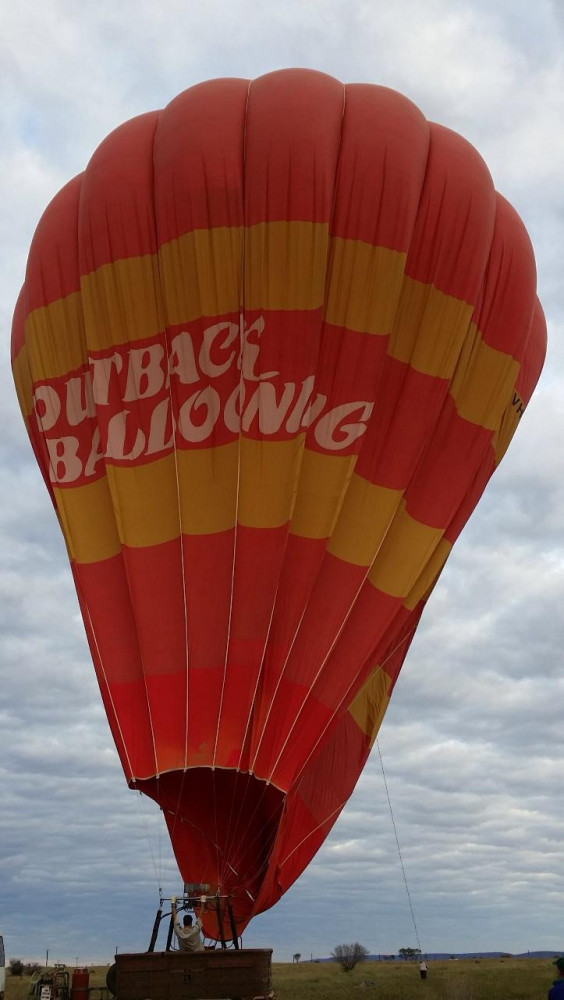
top-left (133, 768), bottom-right (286, 936)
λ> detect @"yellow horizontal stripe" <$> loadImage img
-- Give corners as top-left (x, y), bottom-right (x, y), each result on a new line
top-left (389, 277), bottom-right (473, 380)
top-left (403, 537), bottom-right (452, 611)
top-left (244, 221), bottom-right (329, 311)
top-left (107, 445), bottom-right (239, 545)
top-left (348, 667), bottom-right (392, 747)
top-left (12, 342), bottom-right (33, 418)
top-left (324, 240), bottom-right (406, 334)
top-left (105, 454), bottom-right (180, 548)
top-left (58, 444), bottom-right (242, 562)
top-left (450, 322), bottom-right (520, 430)
top-left (290, 450), bottom-right (356, 539)
top-left (368, 500), bottom-right (444, 598)
top-left (17, 230), bottom-right (522, 450)
top-left (81, 255), bottom-right (165, 353)
top-left (55, 477), bottom-right (120, 563)
top-left (238, 435), bottom-right (305, 529)
top-left (327, 474), bottom-right (403, 566)
top-left (24, 292), bottom-right (86, 381)
top-left (159, 226), bottom-right (242, 325)
top-left (177, 443), bottom-right (238, 534)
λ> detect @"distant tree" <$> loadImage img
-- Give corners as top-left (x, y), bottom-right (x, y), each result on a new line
top-left (24, 963), bottom-right (41, 975)
top-left (293, 953), bottom-right (301, 963)
top-left (331, 943), bottom-right (369, 972)
top-left (399, 947), bottom-right (421, 961)
top-left (9, 960), bottom-right (24, 976)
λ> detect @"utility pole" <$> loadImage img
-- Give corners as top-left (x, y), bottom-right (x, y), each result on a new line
top-left (45, 950), bottom-right (49, 969)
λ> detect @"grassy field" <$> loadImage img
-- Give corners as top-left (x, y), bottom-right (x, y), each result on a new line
top-left (5, 956), bottom-right (557, 1000)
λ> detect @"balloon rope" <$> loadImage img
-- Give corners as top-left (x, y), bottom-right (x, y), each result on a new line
top-left (278, 799), bottom-right (348, 867)
top-left (135, 791), bottom-right (161, 889)
top-left (162, 323), bottom-right (191, 771)
top-left (220, 795), bottom-right (285, 891)
top-left (376, 737), bottom-right (423, 954)
top-left (212, 83), bottom-right (251, 879)
top-left (211, 78), bottom-right (252, 773)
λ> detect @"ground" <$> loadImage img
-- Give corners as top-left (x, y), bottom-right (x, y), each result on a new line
top-left (4, 956), bottom-right (556, 1000)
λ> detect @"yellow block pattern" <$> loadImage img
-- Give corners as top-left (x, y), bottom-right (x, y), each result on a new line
top-left (177, 443), bottom-right (239, 534)
top-left (81, 255), bottom-right (165, 353)
top-left (12, 342), bottom-right (33, 419)
top-left (403, 537), bottom-right (452, 611)
top-left (244, 222), bottom-right (329, 311)
top-left (324, 240), bottom-right (406, 334)
top-left (327, 474), bottom-right (403, 566)
top-left (389, 277), bottom-right (474, 379)
top-left (25, 292), bottom-right (86, 382)
top-left (368, 500), bottom-right (444, 598)
top-left (106, 455), bottom-right (181, 548)
top-left (55, 477), bottom-right (121, 563)
top-left (450, 321), bottom-right (520, 430)
top-left (348, 667), bottom-right (392, 747)
top-left (290, 450), bottom-right (356, 539)
top-left (159, 227), bottom-right (242, 324)
top-left (238, 436), bottom-right (305, 528)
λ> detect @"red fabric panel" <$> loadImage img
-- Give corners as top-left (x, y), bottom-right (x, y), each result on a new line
top-left (405, 123), bottom-right (496, 299)
top-left (244, 69), bottom-right (344, 225)
top-left (154, 78), bottom-right (247, 240)
top-left (24, 175), bottom-right (83, 310)
top-left (332, 84), bottom-right (429, 248)
top-left (79, 113), bottom-right (160, 270)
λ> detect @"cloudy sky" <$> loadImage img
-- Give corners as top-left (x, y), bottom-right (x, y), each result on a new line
top-left (1, 0), bottom-right (563, 968)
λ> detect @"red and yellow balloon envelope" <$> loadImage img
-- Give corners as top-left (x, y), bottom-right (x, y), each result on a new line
top-left (11, 70), bottom-right (546, 938)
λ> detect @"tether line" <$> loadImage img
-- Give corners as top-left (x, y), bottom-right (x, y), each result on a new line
top-left (376, 737), bottom-right (422, 954)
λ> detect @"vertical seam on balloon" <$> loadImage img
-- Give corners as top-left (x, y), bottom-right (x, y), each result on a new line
top-left (150, 108), bottom-right (190, 843)
top-left (247, 80), bottom-right (349, 779)
top-left (112, 112), bottom-right (164, 784)
top-left (212, 78), bottom-right (252, 888)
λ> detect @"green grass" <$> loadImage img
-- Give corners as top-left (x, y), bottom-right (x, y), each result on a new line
top-left (5, 957), bottom-right (556, 1000)
top-left (271, 958), bottom-right (554, 1000)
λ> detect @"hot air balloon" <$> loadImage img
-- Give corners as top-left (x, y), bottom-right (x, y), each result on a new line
top-left (11, 69), bottom-right (546, 940)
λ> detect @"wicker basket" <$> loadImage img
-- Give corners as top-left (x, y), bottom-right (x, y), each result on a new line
top-left (114, 949), bottom-right (272, 1000)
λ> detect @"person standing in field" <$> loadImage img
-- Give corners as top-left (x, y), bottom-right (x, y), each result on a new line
top-left (549, 958), bottom-right (564, 1000)
top-left (419, 960), bottom-right (428, 980)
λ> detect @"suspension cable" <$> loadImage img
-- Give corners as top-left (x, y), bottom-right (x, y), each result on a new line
top-left (376, 737), bottom-right (423, 954)
top-left (136, 791), bottom-right (161, 891)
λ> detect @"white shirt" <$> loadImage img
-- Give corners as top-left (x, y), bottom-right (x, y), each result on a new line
top-left (174, 917), bottom-right (204, 953)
